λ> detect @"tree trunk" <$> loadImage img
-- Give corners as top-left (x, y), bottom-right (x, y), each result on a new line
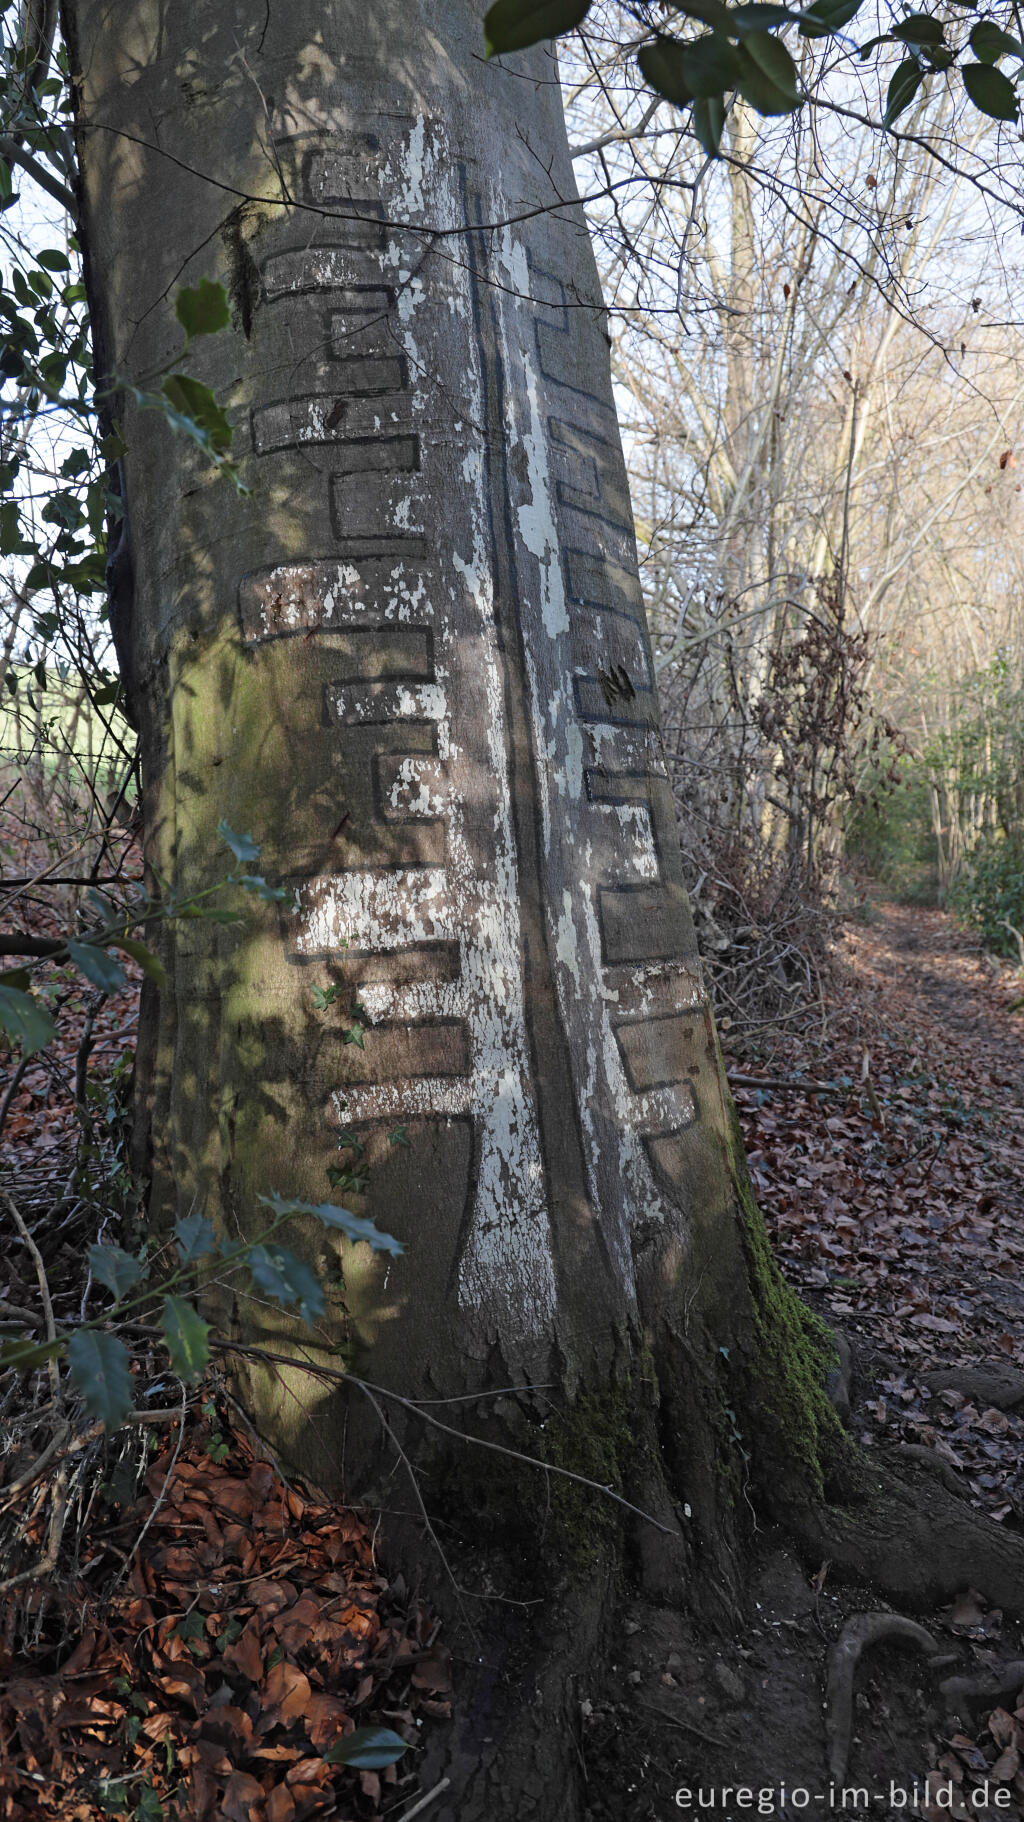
top-left (64, 2), bottom-right (847, 1811)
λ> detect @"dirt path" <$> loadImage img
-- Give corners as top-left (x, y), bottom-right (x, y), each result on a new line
top-left (732, 900), bottom-right (1024, 1521)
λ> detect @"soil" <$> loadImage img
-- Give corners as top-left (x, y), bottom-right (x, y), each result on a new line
top-left (579, 903), bottom-right (1024, 1822)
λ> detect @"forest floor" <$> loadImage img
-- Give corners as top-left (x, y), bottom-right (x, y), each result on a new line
top-left (2, 886), bottom-right (1023, 1820)
top-left (584, 899), bottom-right (1024, 1822)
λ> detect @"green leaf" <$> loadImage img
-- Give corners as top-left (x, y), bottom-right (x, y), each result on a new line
top-left (682, 31), bottom-right (744, 91)
top-left (247, 1244), bottom-right (326, 1325)
top-left (322, 1726), bottom-right (410, 1770)
top-left (891, 13), bottom-right (943, 46)
top-left (692, 92), bottom-right (728, 154)
top-left (112, 936), bottom-right (167, 986)
top-left (161, 1295), bottom-right (211, 1381)
top-left (88, 1243), bottom-right (145, 1301)
top-left (261, 1193), bottom-right (404, 1256)
top-left (484, 0), bottom-right (591, 56)
top-left (217, 818), bottom-right (260, 864)
top-left (638, 37), bottom-right (694, 102)
top-left (970, 20), bottom-right (1024, 62)
top-left (174, 1211), bottom-right (217, 1263)
top-left (0, 1335), bottom-right (63, 1372)
top-left (238, 873), bottom-right (290, 902)
top-left (961, 59), bottom-right (1019, 117)
top-left (67, 1330), bottom-right (134, 1430)
top-left (0, 500), bottom-right (37, 556)
top-left (730, 2), bottom-right (803, 28)
top-left (883, 56), bottom-right (925, 125)
top-left (667, 0), bottom-right (736, 32)
top-left (0, 984), bottom-right (56, 1054)
top-left (735, 32), bottom-right (801, 110)
top-left (175, 277), bottom-right (230, 339)
top-left (159, 372), bottom-right (233, 455)
top-left (67, 939), bottom-right (127, 995)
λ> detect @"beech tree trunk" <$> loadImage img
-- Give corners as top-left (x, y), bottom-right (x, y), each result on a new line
top-left (64, 3), bottom-right (844, 1812)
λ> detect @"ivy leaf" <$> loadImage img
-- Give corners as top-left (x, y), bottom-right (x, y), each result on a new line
top-left (322, 1727), bottom-right (410, 1770)
top-left (961, 60), bottom-right (1019, 119)
top-left (174, 1210), bottom-right (217, 1263)
top-left (735, 32), bottom-right (801, 111)
top-left (175, 277), bottom-right (230, 340)
top-left (67, 1330), bottom-right (134, 1430)
top-left (88, 1243), bottom-right (145, 1302)
top-left (67, 939), bottom-right (127, 995)
top-left (247, 1244), bottom-right (326, 1325)
top-left (217, 818), bottom-right (260, 864)
top-left (160, 1295), bottom-right (211, 1381)
top-left (0, 984), bottom-right (56, 1054)
top-left (883, 57), bottom-right (925, 125)
top-left (692, 93), bottom-right (728, 154)
top-left (261, 1194), bottom-right (404, 1256)
top-left (484, 0), bottom-right (591, 56)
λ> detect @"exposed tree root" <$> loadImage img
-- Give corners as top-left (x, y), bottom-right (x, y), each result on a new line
top-left (826, 1613), bottom-right (939, 1781)
top-left (921, 1366), bottom-right (1024, 1411)
top-left (895, 1442), bottom-right (966, 1496)
top-left (940, 1663), bottom-right (1024, 1713)
top-left (799, 1457), bottom-right (1024, 1612)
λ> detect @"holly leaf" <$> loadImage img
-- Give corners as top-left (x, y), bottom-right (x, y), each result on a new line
top-left (0, 984), bottom-right (55, 1054)
top-left (217, 818), bottom-right (260, 864)
top-left (174, 1211), bottom-right (217, 1263)
top-left (175, 277), bottom-right (230, 340)
top-left (160, 1295), bottom-right (211, 1381)
top-left (88, 1243), bottom-right (145, 1302)
top-left (484, 0), bottom-right (591, 56)
top-left (67, 1330), bottom-right (134, 1430)
top-left (67, 939), bottom-right (127, 995)
top-left (247, 1244), bottom-right (326, 1325)
top-left (160, 372), bottom-right (233, 455)
top-left (961, 60), bottom-right (1019, 119)
top-left (322, 1727), bottom-right (410, 1770)
top-left (260, 1193), bottom-right (404, 1256)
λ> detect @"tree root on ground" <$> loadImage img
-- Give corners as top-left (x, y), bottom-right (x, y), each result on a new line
top-left (921, 1366), bottom-right (1024, 1411)
top-left (939, 1663), bottom-right (1024, 1713)
top-left (798, 1457), bottom-right (1024, 1613)
top-left (826, 1613), bottom-right (939, 1781)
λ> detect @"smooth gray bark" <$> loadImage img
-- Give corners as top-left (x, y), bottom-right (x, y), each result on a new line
top-left (63, 4), bottom-right (787, 1809)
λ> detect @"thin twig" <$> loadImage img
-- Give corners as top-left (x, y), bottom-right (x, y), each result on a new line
top-left (396, 1778), bottom-right (452, 1821)
top-left (3, 1190), bottom-right (58, 1399)
top-left (111, 1379), bottom-right (188, 1589)
top-left (211, 1339), bottom-right (679, 1538)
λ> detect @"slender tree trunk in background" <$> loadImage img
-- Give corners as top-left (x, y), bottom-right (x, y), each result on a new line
top-left (63, 2), bottom-right (844, 1810)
